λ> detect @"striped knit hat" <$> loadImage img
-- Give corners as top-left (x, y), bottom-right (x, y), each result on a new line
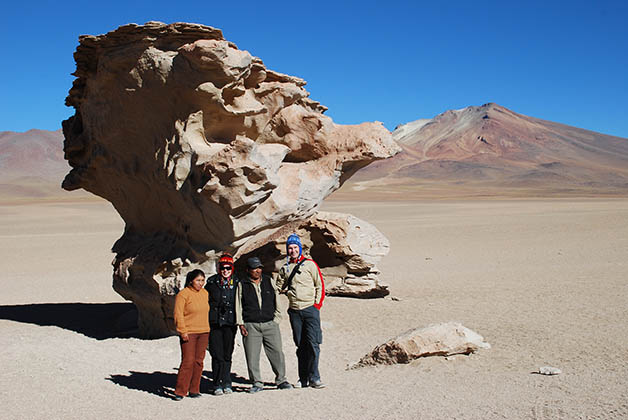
top-left (218, 253), bottom-right (234, 268)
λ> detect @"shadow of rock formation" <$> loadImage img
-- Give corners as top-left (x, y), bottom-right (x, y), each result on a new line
top-left (0, 303), bottom-right (138, 340)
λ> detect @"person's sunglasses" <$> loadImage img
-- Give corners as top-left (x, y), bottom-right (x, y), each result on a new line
top-left (220, 266), bottom-right (233, 271)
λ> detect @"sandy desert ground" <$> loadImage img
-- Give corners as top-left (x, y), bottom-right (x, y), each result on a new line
top-left (1, 197), bottom-right (627, 419)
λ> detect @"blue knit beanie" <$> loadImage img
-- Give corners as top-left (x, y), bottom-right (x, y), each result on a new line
top-left (286, 233), bottom-right (302, 258)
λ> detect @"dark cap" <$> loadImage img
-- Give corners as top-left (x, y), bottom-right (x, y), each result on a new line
top-left (247, 257), bottom-right (263, 269)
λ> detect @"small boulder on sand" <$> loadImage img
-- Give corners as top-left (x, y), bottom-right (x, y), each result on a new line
top-left (353, 322), bottom-right (490, 368)
top-left (538, 366), bottom-right (561, 375)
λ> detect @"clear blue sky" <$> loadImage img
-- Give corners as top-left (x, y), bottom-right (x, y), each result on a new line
top-left (1, 0), bottom-right (627, 137)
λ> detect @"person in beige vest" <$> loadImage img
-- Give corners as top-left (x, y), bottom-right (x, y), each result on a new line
top-left (276, 234), bottom-right (326, 389)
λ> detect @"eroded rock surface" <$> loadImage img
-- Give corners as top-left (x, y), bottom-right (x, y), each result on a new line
top-left (235, 211), bottom-right (391, 298)
top-left (62, 22), bottom-right (400, 337)
top-left (353, 322), bottom-right (490, 368)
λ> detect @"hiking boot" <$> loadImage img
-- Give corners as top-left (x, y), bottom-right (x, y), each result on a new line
top-left (214, 388), bottom-right (224, 396)
top-left (248, 386), bottom-right (263, 394)
top-left (310, 380), bottom-right (326, 389)
top-left (278, 381), bottom-right (293, 390)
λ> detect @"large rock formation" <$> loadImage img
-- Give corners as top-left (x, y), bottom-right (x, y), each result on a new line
top-left (353, 322), bottom-right (491, 368)
top-left (62, 22), bottom-right (400, 337)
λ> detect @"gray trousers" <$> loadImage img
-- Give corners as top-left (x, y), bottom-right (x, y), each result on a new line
top-left (242, 320), bottom-right (287, 387)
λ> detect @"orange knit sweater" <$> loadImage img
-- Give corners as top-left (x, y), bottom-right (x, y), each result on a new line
top-left (174, 286), bottom-right (210, 335)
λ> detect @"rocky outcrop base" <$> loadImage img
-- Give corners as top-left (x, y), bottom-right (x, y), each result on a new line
top-left (235, 211), bottom-right (390, 298)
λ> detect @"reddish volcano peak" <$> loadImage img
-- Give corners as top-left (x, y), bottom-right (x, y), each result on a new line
top-left (354, 104), bottom-right (628, 196)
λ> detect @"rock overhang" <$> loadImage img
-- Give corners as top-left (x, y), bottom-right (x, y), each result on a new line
top-left (62, 21), bottom-right (401, 337)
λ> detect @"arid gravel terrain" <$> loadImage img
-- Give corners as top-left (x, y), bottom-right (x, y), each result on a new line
top-left (1, 197), bottom-right (627, 419)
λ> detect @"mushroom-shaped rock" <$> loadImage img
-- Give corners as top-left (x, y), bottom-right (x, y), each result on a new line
top-left (353, 322), bottom-right (490, 368)
top-left (62, 22), bottom-right (400, 337)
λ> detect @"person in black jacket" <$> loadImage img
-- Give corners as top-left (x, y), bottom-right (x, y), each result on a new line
top-left (205, 253), bottom-right (239, 395)
top-left (235, 257), bottom-right (293, 393)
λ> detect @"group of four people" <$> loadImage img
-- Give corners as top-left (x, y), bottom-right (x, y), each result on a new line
top-left (172, 234), bottom-right (325, 400)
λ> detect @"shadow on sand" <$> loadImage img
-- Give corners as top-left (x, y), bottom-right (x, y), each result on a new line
top-left (1, 303), bottom-right (280, 397)
top-left (0, 302), bottom-right (139, 339)
top-left (107, 370), bottom-right (252, 399)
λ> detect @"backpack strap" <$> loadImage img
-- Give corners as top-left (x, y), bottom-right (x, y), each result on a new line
top-left (280, 259), bottom-right (307, 293)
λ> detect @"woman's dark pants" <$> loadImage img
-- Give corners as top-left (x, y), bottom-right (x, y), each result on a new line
top-left (208, 324), bottom-right (237, 389)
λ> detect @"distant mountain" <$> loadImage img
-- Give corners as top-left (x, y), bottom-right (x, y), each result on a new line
top-left (0, 129), bottom-right (74, 199)
top-left (353, 103), bottom-right (628, 196)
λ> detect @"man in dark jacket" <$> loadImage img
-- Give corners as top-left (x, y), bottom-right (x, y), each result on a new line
top-left (235, 257), bottom-right (293, 393)
top-left (205, 253), bottom-right (239, 395)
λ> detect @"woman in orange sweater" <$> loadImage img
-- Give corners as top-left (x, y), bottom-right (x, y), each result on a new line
top-left (173, 269), bottom-right (210, 400)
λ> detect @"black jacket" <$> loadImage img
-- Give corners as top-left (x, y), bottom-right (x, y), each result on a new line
top-left (240, 275), bottom-right (276, 323)
top-left (205, 273), bottom-right (239, 327)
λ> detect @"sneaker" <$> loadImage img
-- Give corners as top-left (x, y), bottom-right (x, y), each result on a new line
top-left (173, 394), bottom-right (184, 401)
top-left (297, 380), bottom-right (309, 388)
top-left (214, 388), bottom-right (224, 396)
top-left (310, 380), bottom-right (326, 389)
top-left (188, 392), bottom-right (202, 398)
top-left (248, 386), bottom-right (263, 394)
top-left (278, 381), bottom-right (293, 390)
top-left (223, 387), bottom-right (233, 394)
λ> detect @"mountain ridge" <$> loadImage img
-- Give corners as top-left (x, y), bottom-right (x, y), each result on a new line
top-left (352, 103), bottom-right (628, 197)
top-left (0, 128), bottom-right (81, 200)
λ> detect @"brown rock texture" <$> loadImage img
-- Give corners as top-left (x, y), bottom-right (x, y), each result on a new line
top-left (353, 322), bottom-right (490, 368)
top-left (62, 22), bottom-right (400, 337)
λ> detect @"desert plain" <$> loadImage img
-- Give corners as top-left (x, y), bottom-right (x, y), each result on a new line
top-left (1, 193), bottom-right (627, 420)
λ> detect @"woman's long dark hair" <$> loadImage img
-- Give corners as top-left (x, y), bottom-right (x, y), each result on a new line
top-left (185, 269), bottom-right (205, 287)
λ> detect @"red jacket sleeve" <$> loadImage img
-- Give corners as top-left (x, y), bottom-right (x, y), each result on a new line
top-left (309, 259), bottom-right (325, 310)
